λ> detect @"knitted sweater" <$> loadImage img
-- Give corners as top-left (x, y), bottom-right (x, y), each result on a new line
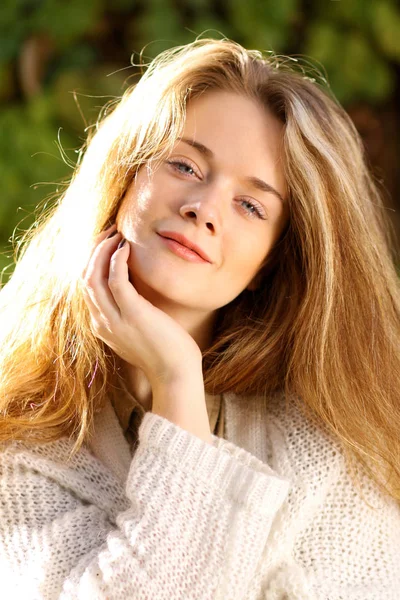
top-left (1, 391), bottom-right (399, 599)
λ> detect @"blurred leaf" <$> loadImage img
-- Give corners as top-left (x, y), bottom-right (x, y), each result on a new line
top-left (267, 0), bottom-right (299, 23)
top-left (304, 21), bottom-right (343, 69)
top-left (227, 0), bottom-right (299, 51)
top-left (0, 1), bottom-right (27, 63)
top-left (305, 24), bottom-right (394, 104)
top-left (191, 17), bottom-right (234, 41)
top-left (50, 43), bottom-right (98, 74)
top-left (339, 32), bottom-right (394, 103)
top-left (184, 0), bottom-right (211, 10)
top-left (312, 0), bottom-right (372, 29)
top-left (108, 0), bottom-right (140, 11)
top-left (53, 64), bottom-right (129, 132)
top-left (372, 0), bottom-right (400, 60)
top-left (0, 0), bottom-right (24, 28)
top-left (29, 0), bottom-right (104, 47)
top-left (131, 0), bottom-right (187, 56)
top-left (0, 94), bottom-right (76, 244)
top-left (0, 63), bottom-right (16, 101)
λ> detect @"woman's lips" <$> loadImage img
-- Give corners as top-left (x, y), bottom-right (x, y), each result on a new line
top-left (157, 234), bottom-right (210, 264)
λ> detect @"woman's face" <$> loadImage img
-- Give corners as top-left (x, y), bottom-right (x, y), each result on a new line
top-left (117, 89), bottom-right (289, 313)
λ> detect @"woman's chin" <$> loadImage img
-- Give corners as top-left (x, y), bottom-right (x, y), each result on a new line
top-left (128, 270), bottom-right (189, 306)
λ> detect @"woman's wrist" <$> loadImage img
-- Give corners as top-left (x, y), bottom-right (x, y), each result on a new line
top-left (148, 359), bottom-right (202, 388)
top-left (150, 367), bottom-right (212, 444)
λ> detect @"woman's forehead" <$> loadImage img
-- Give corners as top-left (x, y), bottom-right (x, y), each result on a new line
top-left (178, 91), bottom-right (287, 200)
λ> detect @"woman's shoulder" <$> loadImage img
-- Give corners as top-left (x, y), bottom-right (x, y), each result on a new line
top-left (227, 389), bottom-right (399, 512)
top-left (225, 389), bottom-right (343, 476)
top-left (263, 392), bottom-right (400, 595)
top-left (265, 391), bottom-right (344, 473)
top-left (254, 391), bottom-right (400, 548)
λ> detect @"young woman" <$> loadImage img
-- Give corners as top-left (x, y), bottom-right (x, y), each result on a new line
top-left (0, 38), bottom-right (399, 599)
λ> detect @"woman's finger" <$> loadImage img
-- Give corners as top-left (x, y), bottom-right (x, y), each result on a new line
top-left (108, 239), bottom-right (141, 316)
top-left (83, 232), bottom-right (123, 323)
top-left (81, 224), bottom-right (118, 280)
top-left (100, 222), bottom-right (117, 238)
top-left (81, 283), bottom-right (102, 327)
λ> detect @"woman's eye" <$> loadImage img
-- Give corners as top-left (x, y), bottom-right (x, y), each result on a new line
top-left (167, 160), bottom-right (198, 178)
top-left (239, 198), bottom-right (267, 220)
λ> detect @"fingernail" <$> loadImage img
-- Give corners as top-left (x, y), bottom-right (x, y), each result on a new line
top-left (117, 238), bottom-right (126, 249)
top-left (107, 229), bottom-right (119, 239)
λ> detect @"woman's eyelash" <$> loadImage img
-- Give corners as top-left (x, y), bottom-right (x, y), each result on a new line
top-left (166, 159), bottom-right (267, 220)
top-left (239, 199), bottom-right (267, 220)
top-left (166, 159), bottom-right (197, 177)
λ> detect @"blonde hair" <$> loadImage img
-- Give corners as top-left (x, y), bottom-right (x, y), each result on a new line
top-left (1, 38), bottom-right (399, 503)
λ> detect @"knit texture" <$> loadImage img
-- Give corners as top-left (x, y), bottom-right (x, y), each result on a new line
top-left (0, 391), bottom-right (399, 599)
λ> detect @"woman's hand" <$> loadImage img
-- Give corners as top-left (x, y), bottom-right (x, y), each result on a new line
top-left (81, 225), bottom-right (212, 443)
top-left (81, 225), bottom-right (203, 387)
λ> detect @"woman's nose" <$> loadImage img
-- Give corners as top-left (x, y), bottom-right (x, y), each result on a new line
top-left (179, 189), bottom-right (223, 233)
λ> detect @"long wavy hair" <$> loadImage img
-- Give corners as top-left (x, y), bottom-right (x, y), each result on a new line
top-left (1, 38), bottom-right (399, 503)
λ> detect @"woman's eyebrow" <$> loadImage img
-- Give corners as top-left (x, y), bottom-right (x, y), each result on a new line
top-left (177, 137), bottom-right (285, 204)
top-left (178, 137), bottom-right (214, 159)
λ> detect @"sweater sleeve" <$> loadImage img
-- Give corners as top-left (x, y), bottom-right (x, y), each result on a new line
top-left (0, 411), bottom-right (290, 600)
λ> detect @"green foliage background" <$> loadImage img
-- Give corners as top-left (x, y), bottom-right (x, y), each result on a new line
top-left (1, 0), bottom-right (400, 281)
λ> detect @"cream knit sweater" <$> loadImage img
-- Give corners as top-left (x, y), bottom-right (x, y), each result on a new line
top-left (1, 390), bottom-right (399, 599)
